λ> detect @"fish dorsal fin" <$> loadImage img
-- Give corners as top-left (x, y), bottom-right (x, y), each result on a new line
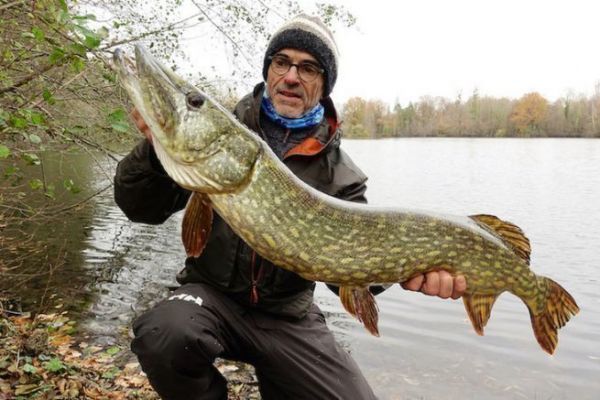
top-left (469, 214), bottom-right (531, 264)
top-left (182, 192), bottom-right (213, 258)
top-left (339, 286), bottom-right (380, 337)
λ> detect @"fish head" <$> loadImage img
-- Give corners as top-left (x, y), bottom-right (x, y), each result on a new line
top-left (113, 45), bottom-right (261, 193)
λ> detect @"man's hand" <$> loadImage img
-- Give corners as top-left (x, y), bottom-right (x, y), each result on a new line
top-left (401, 271), bottom-right (466, 300)
top-left (130, 108), bottom-right (153, 143)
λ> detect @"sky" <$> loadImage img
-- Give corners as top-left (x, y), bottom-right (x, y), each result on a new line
top-left (329, 0), bottom-right (600, 105)
top-left (168, 0), bottom-right (599, 107)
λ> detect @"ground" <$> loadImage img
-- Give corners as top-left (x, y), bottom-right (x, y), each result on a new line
top-left (0, 311), bottom-right (260, 399)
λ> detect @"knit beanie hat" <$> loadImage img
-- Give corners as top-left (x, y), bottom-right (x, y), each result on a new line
top-left (263, 14), bottom-right (339, 97)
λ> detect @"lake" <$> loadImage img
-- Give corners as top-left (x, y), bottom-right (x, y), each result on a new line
top-left (321, 138), bottom-right (600, 400)
top-left (3, 138), bottom-right (599, 399)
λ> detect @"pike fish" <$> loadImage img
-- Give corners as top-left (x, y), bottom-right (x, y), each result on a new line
top-left (113, 45), bottom-right (579, 354)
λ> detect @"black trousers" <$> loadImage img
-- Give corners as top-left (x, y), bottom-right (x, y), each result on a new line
top-left (131, 283), bottom-right (377, 400)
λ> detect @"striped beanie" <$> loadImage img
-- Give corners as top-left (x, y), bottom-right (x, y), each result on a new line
top-left (263, 14), bottom-right (339, 97)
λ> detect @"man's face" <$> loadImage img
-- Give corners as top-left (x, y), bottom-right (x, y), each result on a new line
top-left (266, 48), bottom-right (324, 118)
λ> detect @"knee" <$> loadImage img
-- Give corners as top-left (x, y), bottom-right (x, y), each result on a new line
top-left (131, 300), bottom-right (224, 370)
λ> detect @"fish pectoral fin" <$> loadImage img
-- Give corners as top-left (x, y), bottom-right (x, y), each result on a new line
top-left (339, 286), bottom-right (380, 337)
top-left (182, 192), bottom-right (213, 257)
top-left (462, 292), bottom-right (499, 336)
top-left (469, 214), bottom-right (531, 264)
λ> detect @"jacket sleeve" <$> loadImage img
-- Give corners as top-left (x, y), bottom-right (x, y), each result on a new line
top-left (336, 180), bottom-right (367, 204)
top-left (331, 148), bottom-right (368, 204)
top-left (114, 139), bottom-right (191, 224)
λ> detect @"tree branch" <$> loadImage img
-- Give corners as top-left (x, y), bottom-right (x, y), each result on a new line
top-left (53, 128), bottom-right (121, 162)
top-left (0, 62), bottom-right (56, 95)
top-left (28, 69), bottom-right (87, 109)
top-left (0, 0), bottom-right (26, 12)
top-left (49, 184), bottom-right (112, 215)
top-left (254, 0), bottom-right (285, 20)
top-left (99, 12), bottom-right (205, 50)
top-left (190, 0), bottom-right (255, 67)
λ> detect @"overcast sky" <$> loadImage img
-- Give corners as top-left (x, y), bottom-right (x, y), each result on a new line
top-left (328, 0), bottom-right (600, 105)
top-left (177, 0), bottom-right (599, 106)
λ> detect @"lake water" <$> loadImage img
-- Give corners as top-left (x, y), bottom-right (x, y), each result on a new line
top-left (320, 138), bottom-right (600, 400)
top-left (4, 138), bottom-right (599, 399)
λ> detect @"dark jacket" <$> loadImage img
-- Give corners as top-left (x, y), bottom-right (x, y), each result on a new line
top-left (114, 83), bottom-right (368, 318)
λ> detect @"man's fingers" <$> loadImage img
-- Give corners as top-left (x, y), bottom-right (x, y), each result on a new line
top-left (401, 275), bottom-right (425, 292)
top-left (437, 271), bottom-right (454, 299)
top-left (402, 272), bottom-right (467, 300)
top-left (421, 271), bottom-right (439, 296)
top-left (451, 275), bottom-right (467, 299)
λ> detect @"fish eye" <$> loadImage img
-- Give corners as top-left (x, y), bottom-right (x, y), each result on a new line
top-left (186, 92), bottom-right (206, 109)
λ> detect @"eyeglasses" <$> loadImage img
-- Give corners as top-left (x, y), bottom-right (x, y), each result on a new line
top-left (268, 55), bottom-right (324, 83)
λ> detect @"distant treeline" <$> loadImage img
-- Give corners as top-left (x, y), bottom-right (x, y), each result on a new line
top-left (340, 88), bottom-right (600, 138)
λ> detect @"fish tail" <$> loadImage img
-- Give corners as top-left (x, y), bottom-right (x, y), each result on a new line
top-left (527, 277), bottom-right (579, 354)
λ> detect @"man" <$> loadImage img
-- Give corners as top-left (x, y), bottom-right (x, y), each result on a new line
top-left (114, 14), bottom-right (466, 400)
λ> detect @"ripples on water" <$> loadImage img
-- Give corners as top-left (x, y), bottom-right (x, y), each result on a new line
top-left (80, 194), bottom-right (185, 342)
top-left (80, 138), bottom-right (598, 399)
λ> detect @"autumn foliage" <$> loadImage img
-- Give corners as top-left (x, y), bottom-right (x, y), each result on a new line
top-left (0, 312), bottom-right (159, 399)
top-left (341, 87), bottom-right (600, 138)
top-left (0, 312), bottom-right (259, 399)
top-left (509, 92), bottom-right (549, 136)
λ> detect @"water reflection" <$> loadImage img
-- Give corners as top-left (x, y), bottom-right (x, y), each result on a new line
top-left (0, 151), bottom-right (101, 314)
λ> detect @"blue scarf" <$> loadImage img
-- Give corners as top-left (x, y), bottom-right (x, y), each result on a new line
top-left (261, 91), bottom-right (324, 129)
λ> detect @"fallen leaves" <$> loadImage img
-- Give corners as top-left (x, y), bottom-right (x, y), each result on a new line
top-left (0, 312), bottom-right (160, 399)
top-left (1, 312), bottom-right (261, 399)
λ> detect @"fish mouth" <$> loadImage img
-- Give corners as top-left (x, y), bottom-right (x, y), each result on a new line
top-left (113, 48), bottom-right (143, 105)
top-left (113, 45), bottom-right (262, 194)
top-left (112, 47), bottom-right (225, 191)
top-left (114, 46), bottom-right (195, 97)
top-left (114, 44), bottom-right (247, 127)
top-left (113, 46), bottom-right (196, 131)
top-left (113, 45), bottom-right (219, 157)
top-left (113, 46), bottom-right (229, 160)
top-left (134, 45), bottom-right (198, 96)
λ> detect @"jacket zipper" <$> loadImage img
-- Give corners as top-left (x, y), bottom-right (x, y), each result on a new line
top-left (250, 250), bottom-right (264, 305)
